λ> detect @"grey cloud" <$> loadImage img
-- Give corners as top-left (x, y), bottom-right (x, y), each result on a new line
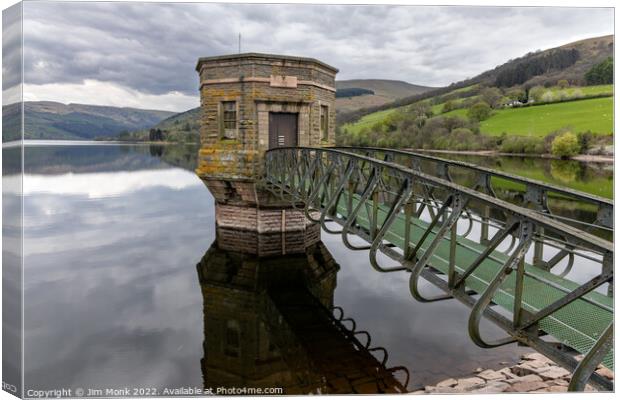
top-left (21, 2), bottom-right (613, 98)
top-left (3, 3), bottom-right (23, 92)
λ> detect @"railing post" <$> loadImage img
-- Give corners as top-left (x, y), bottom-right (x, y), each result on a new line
top-left (533, 230), bottom-right (545, 269)
top-left (436, 161), bottom-right (450, 181)
top-left (347, 181), bottom-right (355, 221)
top-left (479, 173), bottom-right (493, 246)
top-left (448, 219), bottom-right (457, 288)
top-left (480, 205), bottom-right (490, 246)
top-left (525, 184), bottom-right (548, 270)
top-left (371, 189), bottom-right (379, 240)
top-left (404, 198), bottom-right (413, 260)
top-left (512, 223), bottom-right (530, 328)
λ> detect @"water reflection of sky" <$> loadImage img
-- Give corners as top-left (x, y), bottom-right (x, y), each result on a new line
top-left (23, 147), bottom-right (213, 391)
top-left (23, 145), bottom-right (531, 393)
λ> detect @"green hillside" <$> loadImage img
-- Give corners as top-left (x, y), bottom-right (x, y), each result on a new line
top-left (342, 83), bottom-right (477, 135)
top-left (480, 97), bottom-right (613, 137)
top-left (343, 81), bottom-right (613, 138)
top-left (340, 77), bottom-right (613, 154)
top-left (339, 35), bottom-right (614, 156)
top-left (342, 107), bottom-right (403, 135)
top-left (339, 35), bottom-right (613, 128)
top-left (340, 87), bottom-right (613, 153)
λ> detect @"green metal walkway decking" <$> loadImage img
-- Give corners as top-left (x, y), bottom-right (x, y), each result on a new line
top-left (264, 147), bottom-right (614, 392)
top-left (340, 193), bottom-right (613, 370)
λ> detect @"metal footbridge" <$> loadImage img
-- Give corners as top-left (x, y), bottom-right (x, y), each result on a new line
top-left (263, 146), bottom-right (614, 392)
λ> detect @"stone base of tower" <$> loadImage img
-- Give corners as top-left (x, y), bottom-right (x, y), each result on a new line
top-left (215, 206), bottom-right (320, 256)
top-left (201, 177), bottom-right (321, 256)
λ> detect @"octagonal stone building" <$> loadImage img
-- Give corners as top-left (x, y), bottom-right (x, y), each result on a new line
top-left (195, 52), bottom-right (338, 181)
top-left (195, 53), bottom-right (338, 242)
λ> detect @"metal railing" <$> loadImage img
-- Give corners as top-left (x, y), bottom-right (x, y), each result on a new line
top-left (334, 146), bottom-right (613, 279)
top-left (334, 147), bottom-right (612, 228)
top-left (264, 147), bottom-right (614, 392)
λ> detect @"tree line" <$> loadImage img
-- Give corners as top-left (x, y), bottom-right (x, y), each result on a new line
top-left (585, 57), bottom-right (613, 85)
top-left (336, 88), bottom-right (375, 98)
top-left (494, 49), bottom-right (580, 87)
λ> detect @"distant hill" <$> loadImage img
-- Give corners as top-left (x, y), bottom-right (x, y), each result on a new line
top-left (339, 35), bottom-right (614, 125)
top-left (474, 35), bottom-right (613, 88)
top-left (119, 107), bottom-right (201, 142)
top-left (2, 101), bottom-right (176, 141)
top-left (336, 79), bottom-right (435, 113)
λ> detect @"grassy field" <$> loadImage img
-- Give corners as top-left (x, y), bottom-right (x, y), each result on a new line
top-left (480, 97), bottom-right (613, 137)
top-left (430, 102), bottom-right (444, 115)
top-left (431, 97), bottom-right (474, 115)
top-left (545, 84), bottom-right (613, 97)
top-left (342, 107), bottom-right (401, 134)
top-left (575, 84), bottom-right (613, 95)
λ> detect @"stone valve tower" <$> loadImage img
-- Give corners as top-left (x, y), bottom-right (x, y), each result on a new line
top-left (195, 53), bottom-right (338, 250)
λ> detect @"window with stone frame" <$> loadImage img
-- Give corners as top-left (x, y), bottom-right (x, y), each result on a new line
top-left (221, 101), bottom-right (237, 138)
top-left (320, 105), bottom-right (328, 141)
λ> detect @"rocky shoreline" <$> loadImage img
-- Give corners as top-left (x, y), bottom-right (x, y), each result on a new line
top-left (415, 352), bottom-right (614, 394)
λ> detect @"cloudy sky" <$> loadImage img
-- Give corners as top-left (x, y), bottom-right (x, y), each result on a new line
top-left (10, 2), bottom-right (615, 111)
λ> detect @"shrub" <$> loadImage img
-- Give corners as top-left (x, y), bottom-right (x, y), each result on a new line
top-left (557, 79), bottom-right (569, 89)
top-left (500, 136), bottom-right (545, 154)
top-left (541, 91), bottom-right (555, 103)
top-left (551, 132), bottom-right (580, 158)
top-left (409, 101), bottom-right (434, 119)
top-left (467, 101), bottom-right (492, 121)
top-left (576, 131), bottom-right (595, 153)
top-left (480, 87), bottom-right (503, 108)
top-left (442, 100), bottom-right (456, 113)
top-left (570, 89), bottom-right (584, 100)
top-left (557, 90), bottom-right (569, 101)
top-left (528, 86), bottom-right (545, 102)
top-left (506, 87), bottom-right (526, 102)
top-left (461, 97), bottom-right (478, 108)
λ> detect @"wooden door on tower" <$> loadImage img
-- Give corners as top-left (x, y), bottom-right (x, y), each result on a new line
top-left (269, 112), bottom-right (298, 149)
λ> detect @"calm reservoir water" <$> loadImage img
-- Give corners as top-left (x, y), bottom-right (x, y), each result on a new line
top-left (18, 144), bottom-right (609, 394)
top-left (433, 152), bottom-right (613, 200)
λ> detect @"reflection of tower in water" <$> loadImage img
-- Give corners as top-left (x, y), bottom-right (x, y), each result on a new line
top-left (197, 222), bottom-right (411, 394)
top-left (193, 52), bottom-right (408, 394)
